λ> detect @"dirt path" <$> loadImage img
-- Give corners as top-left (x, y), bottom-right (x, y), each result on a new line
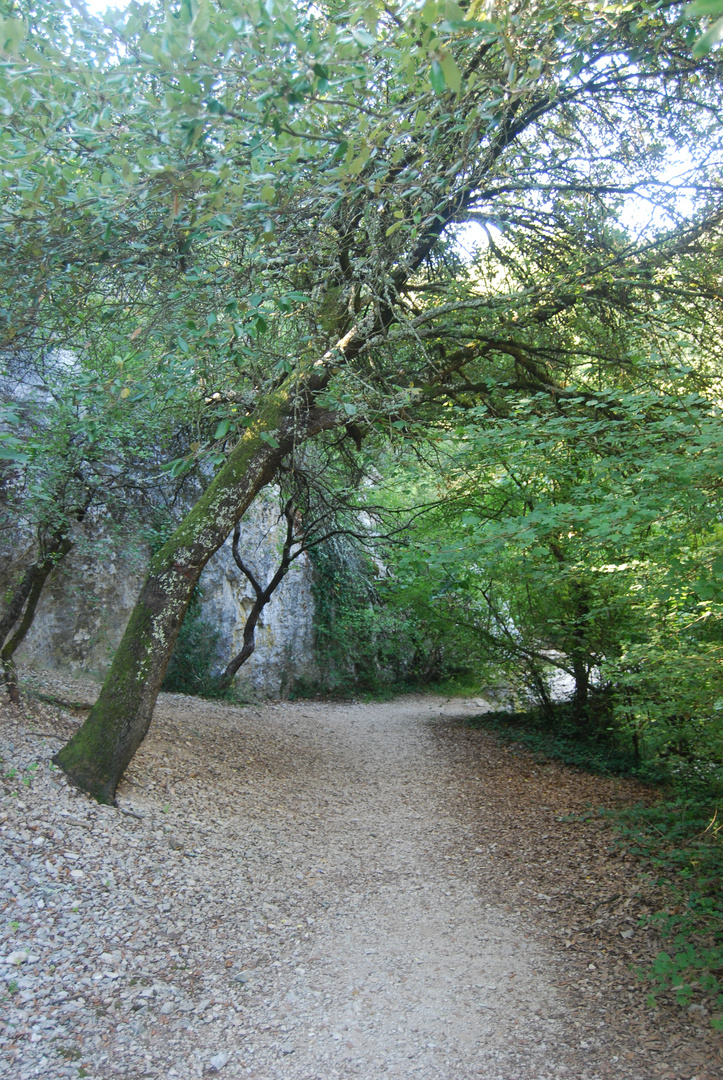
top-left (1, 682), bottom-right (721, 1080)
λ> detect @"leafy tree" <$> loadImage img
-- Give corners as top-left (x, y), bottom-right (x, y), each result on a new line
top-left (0, 339), bottom-right (202, 702)
top-left (686, 0), bottom-right (723, 55)
top-left (2, 0), bottom-right (722, 799)
top-left (381, 370), bottom-right (723, 758)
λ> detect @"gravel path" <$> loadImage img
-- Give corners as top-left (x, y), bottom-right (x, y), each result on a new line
top-left (1, 682), bottom-right (721, 1080)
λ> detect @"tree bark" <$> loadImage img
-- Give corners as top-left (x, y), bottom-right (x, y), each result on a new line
top-left (2, 538), bottom-right (73, 703)
top-left (1, 532), bottom-right (74, 704)
top-left (570, 585), bottom-right (591, 727)
top-left (571, 652), bottom-right (590, 724)
top-left (0, 528), bottom-right (72, 648)
top-left (53, 386), bottom-right (336, 803)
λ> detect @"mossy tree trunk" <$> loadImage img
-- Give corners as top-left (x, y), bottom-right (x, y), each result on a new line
top-left (54, 383), bottom-right (337, 803)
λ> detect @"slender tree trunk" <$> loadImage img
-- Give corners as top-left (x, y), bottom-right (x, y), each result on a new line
top-left (2, 538), bottom-right (72, 702)
top-left (0, 562), bottom-right (39, 648)
top-left (216, 507), bottom-right (296, 693)
top-left (570, 584), bottom-right (591, 727)
top-left (0, 528), bottom-right (72, 648)
top-left (53, 388), bottom-right (336, 803)
top-left (216, 602), bottom-right (264, 692)
top-left (571, 652), bottom-right (590, 724)
top-left (528, 662), bottom-right (554, 719)
top-left (1, 532), bottom-right (74, 704)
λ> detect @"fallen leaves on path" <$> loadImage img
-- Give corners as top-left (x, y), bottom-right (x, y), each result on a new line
top-left (435, 711), bottom-right (723, 1080)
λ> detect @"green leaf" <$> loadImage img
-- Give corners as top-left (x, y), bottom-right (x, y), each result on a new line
top-left (214, 419), bottom-right (231, 439)
top-left (259, 430), bottom-right (280, 448)
top-left (352, 27), bottom-right (375, 48)
top-left (348, 145), bottom-right (371, 176)
top-left (686, 0), bottom-right (723, 15)
top-left (444, 1), bottom-right (467, 24)
top-left (422, 0), bottom-right (437, 25)
top-left (0, 16), bottom-right (26, 55)
top-left (0, 446), bottom-right (27, 462)
top-left (430, 59), bottom-right (446, 96)
top-left (692, 15), bottom-right (723, 54)
top-left (440, 53), bottom-right (462, 94)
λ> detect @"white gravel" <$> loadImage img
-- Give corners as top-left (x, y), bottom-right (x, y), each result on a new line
top-left (0, 688), bottom-right (613, 1079)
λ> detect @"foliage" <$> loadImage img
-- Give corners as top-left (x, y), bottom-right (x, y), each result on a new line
top-left (295, 524), bottom-right (444, 697)
top-left (615, 793), bottom-right (723, 1024)
top-left (686, 0), bottom-right (723, 55)
top-left (161, 586), bottom-right (223, 697)
top-left (377, 372), bottom-right (723, 734)
top-left (469, 704), bottom-right (723, 1021)
top-left (467, 706), bottom-right (645, 778)
top-left (4, 0), bottom-right (723, 460)
top-left (304, 537), bottom-right (399, 695)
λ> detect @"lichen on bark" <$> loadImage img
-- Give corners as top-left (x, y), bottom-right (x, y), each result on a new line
top-left (53, 376), bottom-right (337, 802)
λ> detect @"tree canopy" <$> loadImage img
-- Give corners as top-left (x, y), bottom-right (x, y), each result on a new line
top-left (1, 0), bottom-right (722, 803)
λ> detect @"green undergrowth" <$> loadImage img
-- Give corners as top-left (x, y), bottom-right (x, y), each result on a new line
top-left (466, 706), bottom-right (646, 778)
top-left (614, 795), bottom-right (723, 1026)
top-left (289, 676), bottom-right (426, 703)
top-left (468, 705), bottom-right (723, 1026)
top-left (289, 672), bottom-right (488, 703)
top-left (161, 588), bottom-right (225, 699)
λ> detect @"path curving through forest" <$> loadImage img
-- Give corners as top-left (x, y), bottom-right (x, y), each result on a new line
top-left (1, 682), bottom-right (721, 1080)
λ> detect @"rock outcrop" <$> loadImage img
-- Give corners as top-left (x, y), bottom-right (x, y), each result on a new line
top-left (14, 494), bottom-right (318, 696)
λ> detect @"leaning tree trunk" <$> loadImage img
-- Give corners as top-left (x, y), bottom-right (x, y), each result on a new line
top-left (216, 600), bottom-right (264, 693)
top-left (2, 535), bottom-right (73, 704)
top-left (53, 384), bottom-right (336, 803)
top-left (0, 527), bottom-right (73, 650)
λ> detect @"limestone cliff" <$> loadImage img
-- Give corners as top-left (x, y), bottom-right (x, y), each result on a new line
top-left (13, 495), bottom-right (318, 697)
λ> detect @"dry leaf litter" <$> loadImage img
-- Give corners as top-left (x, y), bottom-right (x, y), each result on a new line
top-left (1, 675), bottom-right (721, 1080)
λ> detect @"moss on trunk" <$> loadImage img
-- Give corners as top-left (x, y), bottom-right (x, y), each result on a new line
top-left (53, 385), bottom-right (336, 802)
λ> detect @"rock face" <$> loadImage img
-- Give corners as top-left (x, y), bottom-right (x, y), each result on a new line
top-left (194, 498), bottom-right (318, 696)
top-left (14, 495), bottom-right (318, 697)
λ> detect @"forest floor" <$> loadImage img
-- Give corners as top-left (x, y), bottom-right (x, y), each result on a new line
top-left (1, 676), bottom-right (722, 1080)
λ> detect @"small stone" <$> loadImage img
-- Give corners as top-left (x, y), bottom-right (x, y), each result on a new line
top-left (233, 972), bottom-right (251, 984)
top-left (160, 1000), bottom-right (175, 1014)
top-left (280, 1043), bottom-right (295, 1055)
top-left (207, 1051), bottom-right (230, 1071)
top-left (168, 836), bottom-right (184, 851)
top-left (687, 1003), bottom-right (709, 1021)
top-left (620, 928), bottom-right (634, 940)
top-left (7, 951), bottom-right (28, 965)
